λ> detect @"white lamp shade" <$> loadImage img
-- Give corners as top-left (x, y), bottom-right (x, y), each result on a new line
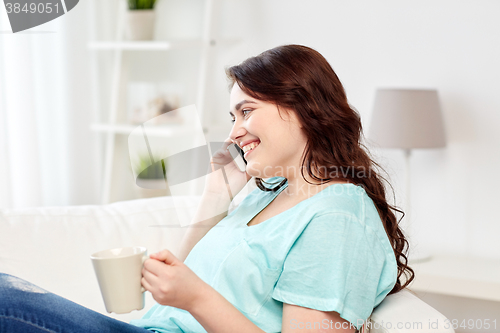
top-left (368, 89), bottom-right (447, 149)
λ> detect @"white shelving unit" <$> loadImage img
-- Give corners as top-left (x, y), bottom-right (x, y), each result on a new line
top-left (89, 0), bottom-right (218, 204)
top-left (90, 123), bottom-right (199, 137)
top-left (88, 40), bottom-right (204, 51)
top-left (409, 253), bottom-right (500, 302)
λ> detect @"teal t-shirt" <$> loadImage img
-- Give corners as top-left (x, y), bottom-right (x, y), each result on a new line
top-left (130, 179), bottom-right (397, 332)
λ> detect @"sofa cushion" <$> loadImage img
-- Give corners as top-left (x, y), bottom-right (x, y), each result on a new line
top-left (0, 196), bottom-right (199, 322)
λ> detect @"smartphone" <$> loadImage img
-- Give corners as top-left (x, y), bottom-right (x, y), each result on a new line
top-left (227, 143), bottom-right (247, 172)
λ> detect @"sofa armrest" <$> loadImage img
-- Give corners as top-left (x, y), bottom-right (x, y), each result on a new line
top-left (370, 289), bottom-right (455, 333)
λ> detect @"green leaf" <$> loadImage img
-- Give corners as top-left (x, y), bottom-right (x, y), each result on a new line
top-left (128, 0), bottom-right (156, 10)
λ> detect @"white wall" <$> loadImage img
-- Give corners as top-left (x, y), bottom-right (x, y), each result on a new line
top-left (201, 0), bottom-right (500, 260)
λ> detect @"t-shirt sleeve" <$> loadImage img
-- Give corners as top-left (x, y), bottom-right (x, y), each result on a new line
top-left (271, 212), bottom-right (397, 329)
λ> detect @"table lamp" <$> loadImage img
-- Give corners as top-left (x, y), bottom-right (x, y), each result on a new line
top-left (368, 88), bottom-right (447, 263)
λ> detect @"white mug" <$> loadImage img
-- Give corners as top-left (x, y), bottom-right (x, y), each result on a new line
top-left (90, 246), bottom-right (148, 314)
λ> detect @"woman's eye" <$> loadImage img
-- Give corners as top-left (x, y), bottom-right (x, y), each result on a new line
top-left (230, 109), bottom-right (252, 123)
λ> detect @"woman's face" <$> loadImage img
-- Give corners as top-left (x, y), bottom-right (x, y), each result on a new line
top-left (229, 84), bottom-right (308, 180)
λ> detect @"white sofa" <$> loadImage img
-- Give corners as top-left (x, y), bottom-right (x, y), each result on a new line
top-left (0, 195), bottom-right (454, 332)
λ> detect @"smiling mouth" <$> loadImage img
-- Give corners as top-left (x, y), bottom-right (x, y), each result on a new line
top-left (242, 141), bottom-right (260, 155)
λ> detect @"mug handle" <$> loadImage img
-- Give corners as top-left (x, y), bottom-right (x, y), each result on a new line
top-left (141, 255), bottom-right (148, 293)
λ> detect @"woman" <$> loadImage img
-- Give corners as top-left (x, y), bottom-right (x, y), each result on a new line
top-left (0, 45), bottom-right (414, 333)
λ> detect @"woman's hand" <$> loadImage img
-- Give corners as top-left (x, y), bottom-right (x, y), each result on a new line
top-left (141, 250), bottom-right (208, 312)
top-left (204, 137), bottom-right (251, 199)
top-left (143, 252), bottom-right (265, 333)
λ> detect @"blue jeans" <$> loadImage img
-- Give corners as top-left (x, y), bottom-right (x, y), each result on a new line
top-left (0, 273), bottom-right (154, 333)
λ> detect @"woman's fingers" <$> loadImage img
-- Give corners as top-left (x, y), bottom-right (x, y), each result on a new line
top-left (210, 139), bottom-right (236, 171)
top-left (142, 262), bottom-right (162, 291)
top-left (211, 137), bottom-right (233, 158)
top-left (150, 249), bottom-right (179, 265)
top-left (141, 276), bottom-right (153, 292)
top-left (142, 264), bottom-right (158, 279)
top-left (144, 257), bottom-right (173, 277)
top-left (221, 137), bottom-right (234, 151)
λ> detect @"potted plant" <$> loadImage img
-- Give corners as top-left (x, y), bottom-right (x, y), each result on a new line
top-left (134, 155), bottom-right (170, 198)
top-left (125, 0), bottom-right (158, 41)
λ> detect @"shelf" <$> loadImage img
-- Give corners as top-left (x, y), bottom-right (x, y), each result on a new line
top-left (87, 39), bottom-right (204, 51)
top-left (409, 253), bottom-right (500, 302)
top-left (89, 0), bottom-right (227, 203)
top-left (90, 123), bottom-right (200, 137)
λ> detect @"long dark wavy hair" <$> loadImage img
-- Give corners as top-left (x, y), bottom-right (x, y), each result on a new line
top-left (226, 44), bottom-right (414, 294)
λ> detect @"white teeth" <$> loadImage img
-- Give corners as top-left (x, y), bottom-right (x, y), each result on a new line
top-left (242, 142), bottom-right (259, 153)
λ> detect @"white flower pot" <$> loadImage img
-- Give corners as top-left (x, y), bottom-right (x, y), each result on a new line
top-left (125, 10), bottom-right (155, 41)
top-left (135, 178), bottom-right (170, 198)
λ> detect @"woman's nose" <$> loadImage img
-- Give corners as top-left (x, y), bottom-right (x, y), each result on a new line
top-left (229, 120), bottom-right (247, 143)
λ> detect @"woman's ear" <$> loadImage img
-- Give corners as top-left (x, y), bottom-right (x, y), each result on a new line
top-left (278, 106), bottom-right (302, 127)
top-left (290, 110), bottom-right (304, 129)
